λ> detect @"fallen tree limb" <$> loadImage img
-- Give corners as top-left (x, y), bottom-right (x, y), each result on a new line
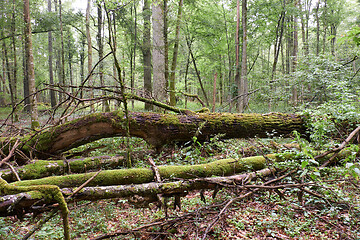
top-left (0, 155), bottom-right (125, 183)
top-left (0, 168), bottom-right (274, 217)
top-left (9, 154), bottom-right (279, 188)
top-left (1, 111), bottom-right (307, 159)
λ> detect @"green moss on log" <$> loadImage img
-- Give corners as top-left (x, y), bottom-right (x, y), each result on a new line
top-left (10, 154), bottom-right (282, 188)
top-left (0, 156), bottom-right (125, 182)
top-left (1, 111), bottom-right (307, 159)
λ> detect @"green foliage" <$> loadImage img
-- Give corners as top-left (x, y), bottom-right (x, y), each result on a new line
top-left (339, 26), bottom-right (360, 46)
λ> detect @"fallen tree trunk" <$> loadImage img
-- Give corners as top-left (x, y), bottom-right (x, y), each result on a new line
top-left (6, 147), bottom-right (354, 188)
top-left (0, 155), bottom-right (125, 183)
top-left (10, 154), bottom-right (278, 188)
top-left (0, 168), bottom-right (274, 217)
top-left (0, 148), bottom-right (355, 217)
top-left (1, 111), bottom-right (306, 159)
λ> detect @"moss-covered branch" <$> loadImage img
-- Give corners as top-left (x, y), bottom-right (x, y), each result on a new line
top-left (0, 168), bottom-right (274, 216)
top-left (0, 177), bottom-right (70, 239)
top-left (0, 155), bottom-right (125, 182)
top-left (8, 153), bottom-right (284, 188)
top-left (1, 111), bottom-right (307, 159)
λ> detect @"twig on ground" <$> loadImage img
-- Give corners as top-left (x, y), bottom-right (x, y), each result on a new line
top-left (0, 139), bottom-right (20, 167)
top-left (315, 125), bottom-right (360, 167)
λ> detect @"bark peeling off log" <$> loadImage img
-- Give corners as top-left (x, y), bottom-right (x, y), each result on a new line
top-left (5, 111), bottom-right (306, 159)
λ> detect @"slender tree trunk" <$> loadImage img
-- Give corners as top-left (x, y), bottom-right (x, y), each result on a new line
top-left (97, 3), bottom-right (110, 112)
top-left (187, 39), bottom-right (209, 107)
top-left (10, 0), bottom-right (17, 110)
top-left (222, 4), bottom-right (232, 107)
top-left (330, 21), bottom-right (336, 56)
top-left (169, 0), bottom-right (183, 106)
top-left (23, 0), bottom-right (39, 129)
top-left (79, 34), bottom-right (85, 104)
top-left (235, 0), bottom-right (241, 112)
top-left (315, 0), bottom-right (320, 56)
top-left (239, 0), bottom-right (248, 111)
top-left (163, 0), bottom-right (169, 92)
top-left (184, 51), bottom-right (190, 109)
top-left (48, 0), bottom-right (56, 108)
top-left (291, 0), bottom-right (299, 105)
top-left (152, 0), bottom-right (167, 105)
top-left (143, 0), bottom-right (152, 111)
top-left (271, 1), bottom-right (285, 80)
top-left (212, 72), bottom-right (217, 112)
top-left (86, 0), bottom-right (94, 112)
top-left (322, 0), bottom-right (327, 53)
top-left (23, 40), bottom-right (30, 113)
top-left (1, 33), bottom-right (15, 111)
top-left (130, 2), bottom-right (137, 109)
top-left (59, 0), bottom-right (66, 102)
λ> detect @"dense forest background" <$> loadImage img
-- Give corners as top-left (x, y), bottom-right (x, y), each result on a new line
top-left (1, 0), bottom-right (360, 121)
top-left (1, 0), bottom-right (360, 239)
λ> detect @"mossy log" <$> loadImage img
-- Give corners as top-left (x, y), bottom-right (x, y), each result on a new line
top-left (0, 168), bottom-right (273, 216)
top-left (0, 148), bottom-right (356, 216)
top-left (10, 154), bottom-right (280, 188)
top-left (0, 155), bottom-right (125, 183)
top-left (6, 147), bottom-right (354, 189)
top-left (2, 111), bottom-right (306, 159)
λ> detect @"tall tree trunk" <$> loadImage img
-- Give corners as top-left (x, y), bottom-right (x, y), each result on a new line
top-left (330, 21), bottom-right (336, 56)
top-left (22, 40), bottom-right (30, 113)
top-left (300, 0), bottom-right (311, 56)
top-left (322, 0), bottom-right (328, 53)
top-left (187, 38), bottom-right (209, 107)
top-left (315, 0), bottom-right (320, 56)
top-left (10, 0), bottom-right (17, 111)
top-left (291, 0), bottom-right (299, 105)
top-left (152, 0), bottom-right (167, 105)
top-left (222, 4), bottom-right (232, 107)
top-left (23, 0), bottom-right (39, 129)
top-left (163, 0), bottom-right (169, 93)
top-left (169, 0), bottom-right (183, 106)
top-left (235, 0), bottom-right (241, 112)
top-left (79, 34), bottom-right (85, 104)
top-left (143, 0), bottom-right (152, 111)
top-left (130, 2), bottom-right (137, 109)
top-left (1, 33), bottom-right (15, 111)
top-left (271, 1), bottom-right (286, 80)
top-left (59, 0), bottom-right (66, 102)
top-left (86, 0), bottom-right (94, 112)
top-left (239, 0), bottom-right (248, 112)
top-left (48, 0), bottom-right (56, 108)
top-left (97, 3), bottom-right (110, 112)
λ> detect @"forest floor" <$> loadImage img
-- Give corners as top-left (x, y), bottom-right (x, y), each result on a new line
top-left (0, 107), bottom-right (359, 239)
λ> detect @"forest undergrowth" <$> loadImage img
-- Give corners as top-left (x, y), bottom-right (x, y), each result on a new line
top-left (0, 131), bottom-right (359, 239)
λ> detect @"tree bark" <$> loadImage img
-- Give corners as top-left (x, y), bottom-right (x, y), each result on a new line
top-left (152, 0), bottom-right (167, 105)
top-left (169, 0), bottom-right (183, 106)
top-left (3, 111), bottom-right (306, 159)
top-left (240, 0), bottom-right (248, 111)
top-left (143, 0), bottom-right (152, 111)
top-left (48, 0), bottom-right (56, 108)
top-left (23, 0), bottom-right (39, 129)
top-left (59, 0), bottom-right (66, 102)
top-left (86, 0), bottom-right (94, 112)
